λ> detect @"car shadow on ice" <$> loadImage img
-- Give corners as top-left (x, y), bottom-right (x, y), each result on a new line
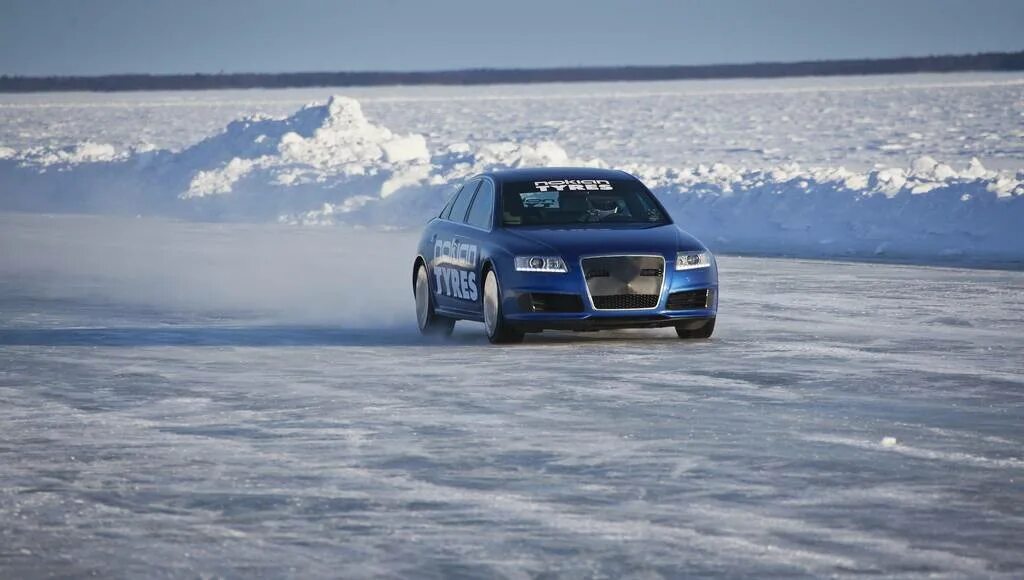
top-left (0, 325), bottom-right (703, 347)
top-left (513, 330), bottom-right (695, 345)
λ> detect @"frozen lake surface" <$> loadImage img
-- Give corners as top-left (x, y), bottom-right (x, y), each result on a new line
top-left (1, 214), bottom-right (1022, 577)
top-left (3, 73), bottom-right (1022, 171)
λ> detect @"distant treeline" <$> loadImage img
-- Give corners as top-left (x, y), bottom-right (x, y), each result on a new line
top-left (3, 51), bottom-right (1023, 93)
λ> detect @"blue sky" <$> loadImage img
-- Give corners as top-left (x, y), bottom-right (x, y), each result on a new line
top-left (2, 0), bottom-right (1023, 76)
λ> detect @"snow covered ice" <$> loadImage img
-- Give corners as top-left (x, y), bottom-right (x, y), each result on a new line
top-left (1, 214), bottom-right (1023, 577)
top-left (1, 73), bottom-right (1023, 576)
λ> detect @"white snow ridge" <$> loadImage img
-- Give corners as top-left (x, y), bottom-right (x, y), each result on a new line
top-left (182, 96), bottom-right (430, 199)
top-left (0, 94), bottom-right (1021, 264)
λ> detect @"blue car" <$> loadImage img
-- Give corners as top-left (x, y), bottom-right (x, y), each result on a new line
top-left (412, 168), bottom-right (718, 343)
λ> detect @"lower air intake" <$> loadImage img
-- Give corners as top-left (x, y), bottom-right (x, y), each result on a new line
top-left (592, 294), bottom-right (660, 310)
top-left (667, 288), bottom-right (712, 310)
top-left (519, 293), bottom-right (584, 313)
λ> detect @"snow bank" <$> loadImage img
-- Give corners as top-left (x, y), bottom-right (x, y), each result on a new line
top-left (625, 159), bottom-right (1024, 262)
top-left (1, 95), bottom-right (1021, 264)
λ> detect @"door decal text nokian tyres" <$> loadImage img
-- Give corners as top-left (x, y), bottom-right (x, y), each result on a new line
top-left (434, 238), bottom-right (479, 301)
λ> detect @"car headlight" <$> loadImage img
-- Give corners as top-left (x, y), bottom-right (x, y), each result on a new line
top-left (675, 251), bottom-right (712, 270)
top-left (515, 256), bottom-right (568, 273)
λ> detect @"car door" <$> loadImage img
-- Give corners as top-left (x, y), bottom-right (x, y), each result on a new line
top-left (458, 178), bottom-right (495, 317)
top-left (432, 179), bottom-right (481, 313)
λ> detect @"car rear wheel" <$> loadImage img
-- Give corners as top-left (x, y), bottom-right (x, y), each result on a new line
top-left (675, 317), bottom-right (715, 339)
top-left (483, 269), bottom-right (524, 344)
top-left (415, 265), bottom-right (455, 336)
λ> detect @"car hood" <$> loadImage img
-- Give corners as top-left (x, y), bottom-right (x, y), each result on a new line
top-left (504, 224), bottom-right (705, 258)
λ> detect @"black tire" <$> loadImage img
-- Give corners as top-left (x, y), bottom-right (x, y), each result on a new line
top-left (482, 269), bottom-right (524, 344)
top-left (414, 264), bottom-right (455, 337)
top-left (675, 317), bottom-right (715, 339)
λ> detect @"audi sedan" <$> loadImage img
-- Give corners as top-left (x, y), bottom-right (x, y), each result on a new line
top-left (412, 168), bottom-right (718, 343)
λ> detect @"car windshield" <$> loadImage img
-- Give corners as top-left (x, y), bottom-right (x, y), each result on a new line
top-left (501, 179), bottom-right (669, 227)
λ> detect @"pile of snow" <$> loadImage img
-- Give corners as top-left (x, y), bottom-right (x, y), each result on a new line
top-left (180, 97), bottom-right (430, 199)
top-left (1, 95), bottom-right (1022, 264)
top-left (0, 96), bottom-right (588, 223)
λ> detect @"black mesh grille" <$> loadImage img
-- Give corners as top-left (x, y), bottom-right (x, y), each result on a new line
top-left (520, 293), bottom-right (584, 313)
top-left (592, 294), bottom-right (659, 310)
top-left (667, 289), bottom-right (711, 310)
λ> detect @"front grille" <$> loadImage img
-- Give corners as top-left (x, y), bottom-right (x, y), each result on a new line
top-left (582, 255), bottom-right (665, 310)
top-left (519, 292), bottom-right (584, 313)
top-left (593, 294), bottom-right (660, 309)
top-left (667, 288), bottom-right (712, 310)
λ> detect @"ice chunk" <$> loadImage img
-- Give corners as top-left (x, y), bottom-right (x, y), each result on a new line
top-left (184, 157), bottom-right (258, 198)
top-left (911, 156), bottom-right (939, 176)
top-left (962, 157), bottom-right (989, 179)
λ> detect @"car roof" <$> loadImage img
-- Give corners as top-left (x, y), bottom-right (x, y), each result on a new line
top-left (481, 167), bottom-right (637, 184)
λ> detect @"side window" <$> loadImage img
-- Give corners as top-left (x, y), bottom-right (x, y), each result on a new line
top-left (440, 185), bottom-right (464, 219)
top-left (447, 179), bottom-right (479, 223)
top-left (466, 180), bottom-right (494, 229)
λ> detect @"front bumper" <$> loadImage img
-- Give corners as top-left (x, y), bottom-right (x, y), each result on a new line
top-left (510, 314), bottom-right (714, 332)
top-left (500, 258), bottom-right (718, 332)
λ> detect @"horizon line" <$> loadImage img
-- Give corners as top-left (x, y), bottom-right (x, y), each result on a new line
top-left (2, 49), bottom-right (1022, 93)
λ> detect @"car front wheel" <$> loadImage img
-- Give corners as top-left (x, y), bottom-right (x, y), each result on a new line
top-left (675, 317), bottom-right (715, 339)
top-left (483, 269), bottom-right (524, 344)
top-left (415, 265), bottom-right (455, 336)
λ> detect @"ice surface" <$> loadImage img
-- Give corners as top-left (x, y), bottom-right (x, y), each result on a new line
top-left (1, 73), bottom-right (1023, 265)
top-left (1, 214), bottom-right (1022, 577)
